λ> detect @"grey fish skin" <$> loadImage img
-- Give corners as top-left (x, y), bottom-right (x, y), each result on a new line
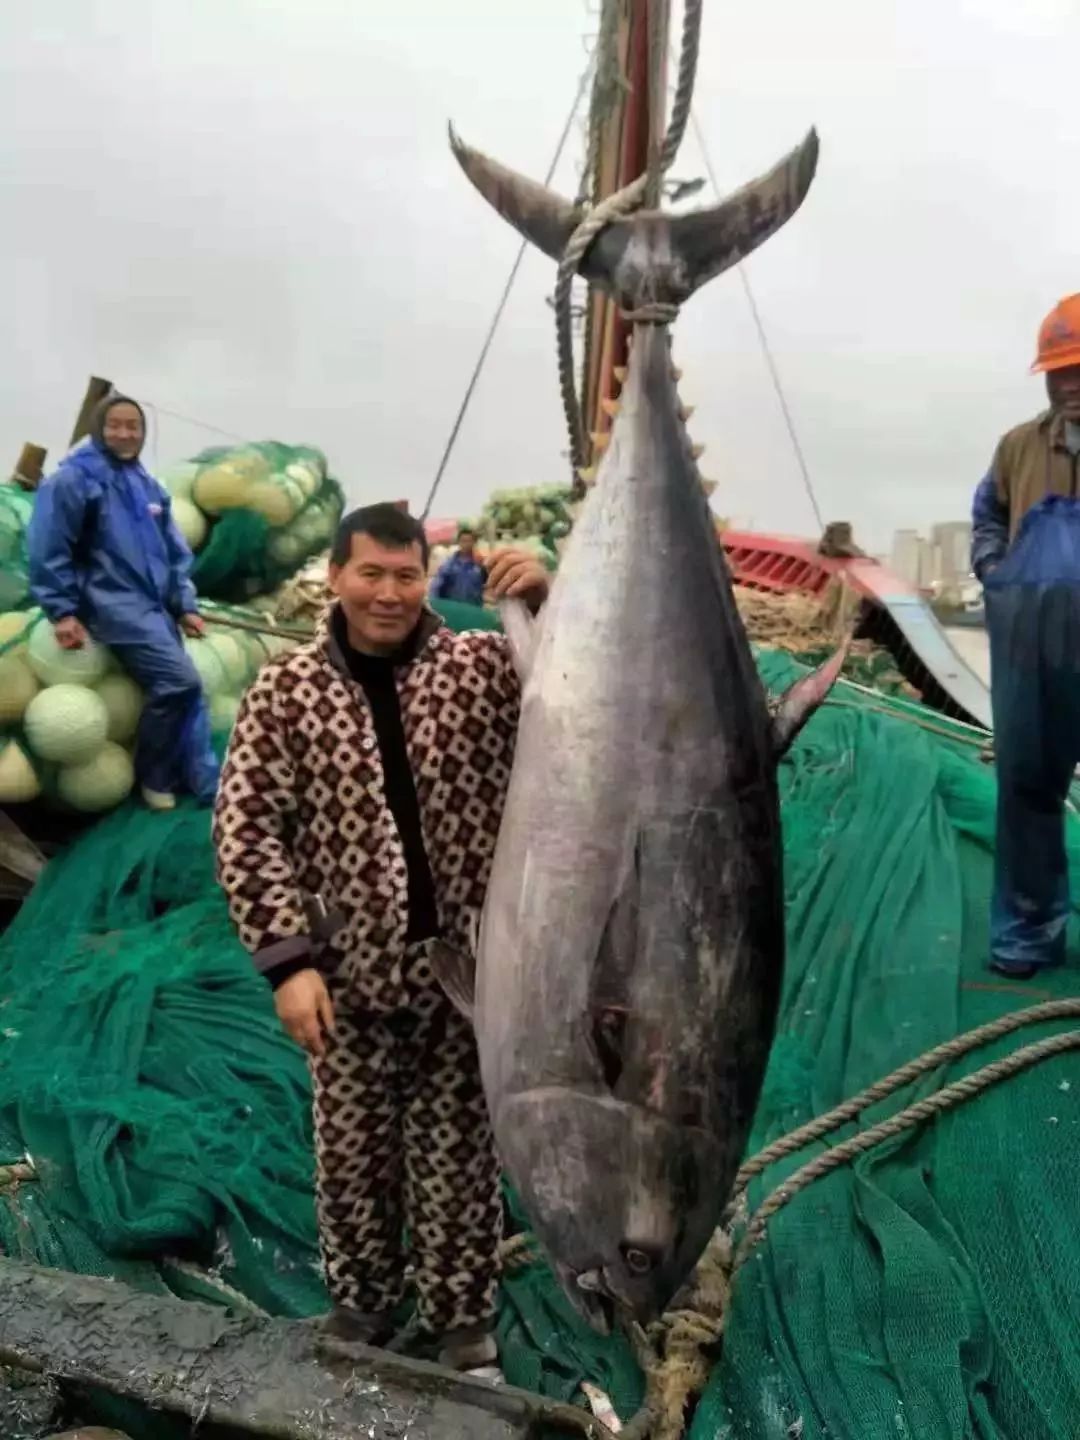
top-left (447, 129), bottom-right (828, 1334)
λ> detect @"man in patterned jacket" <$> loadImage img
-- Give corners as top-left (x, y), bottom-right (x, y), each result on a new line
top-left (213, 503), bottom-right (549, 1372)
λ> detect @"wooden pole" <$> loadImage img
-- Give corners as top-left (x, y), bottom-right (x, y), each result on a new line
top-left (580, 2), bottom-right (634, 467)
top-left (11, 443), bottom-right (47, 491)
top-left (69, 375), bottom-right (113, 447)
top-left (581, 0), bottom-right (668, 469)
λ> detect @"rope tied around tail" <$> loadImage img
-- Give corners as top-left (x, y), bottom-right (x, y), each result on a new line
top-left (620, 302), bottom-right (681, 326)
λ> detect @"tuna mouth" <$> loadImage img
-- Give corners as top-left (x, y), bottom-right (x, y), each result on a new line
top-left (566, 1268), bottom-right (616, 1336)
top-left (577, 1288), bottom-right (616, 1336)
top-left (554, 1262), bottom-right (617, 1334)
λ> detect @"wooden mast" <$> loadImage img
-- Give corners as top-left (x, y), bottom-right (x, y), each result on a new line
top-left (70, 375), bottom-right (114, 448)
top-left (579, 0), bottom-right (669, 476)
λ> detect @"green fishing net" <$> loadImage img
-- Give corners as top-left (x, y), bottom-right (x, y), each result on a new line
top-left (0, 484), bottom-right (34, 612)
top-left (0, 805), bottom-right (323, 1319)
top-left (2, 635), bottom-right (1080, 1438)
top-left (430, 597), bottom-right (503, 632)
top-left (685, 651), bottom-right (1080, 1440)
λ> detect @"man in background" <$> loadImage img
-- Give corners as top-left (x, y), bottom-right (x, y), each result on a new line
top-left (214, 503), bottom-right (547, 1374)
top-left (429, 526), bottom-right (486, 606)
top-left (27, 392), bottom-right (218, 810)
top-left (971, 294), bottom-right (1080, 978)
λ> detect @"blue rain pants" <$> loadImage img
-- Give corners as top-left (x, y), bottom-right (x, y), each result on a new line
top-left (984, 494), bottom-right (1080, 971)
top-left (27, 441), bottom-right (220, 803)
top-left (106, 614), bottom-right (220, 802)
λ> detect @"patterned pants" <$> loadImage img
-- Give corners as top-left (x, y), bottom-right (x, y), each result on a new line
top-left (312, 960), bottom-right (502, 1334)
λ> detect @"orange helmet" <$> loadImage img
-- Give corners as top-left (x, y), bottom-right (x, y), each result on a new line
top-left (1031, 293), bottom-right (1080, 374)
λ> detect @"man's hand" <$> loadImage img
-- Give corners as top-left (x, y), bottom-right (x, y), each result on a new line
top-left (180, 613), bottom-right (206, 638)
top-left (487, 548), bottom-right (551, 615)
top-left (275, 968), bottom-right (336, 1057)
top-left (53, 616), bottom-right (89, 650)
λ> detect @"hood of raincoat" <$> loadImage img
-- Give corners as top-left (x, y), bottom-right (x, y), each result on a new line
top-left (90, 393), bottom-right (147, 462)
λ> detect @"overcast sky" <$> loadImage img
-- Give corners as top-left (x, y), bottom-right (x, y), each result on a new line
top-left (2, 0), bottom-right (1076, 553)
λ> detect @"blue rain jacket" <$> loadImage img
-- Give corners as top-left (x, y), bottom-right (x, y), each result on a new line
top-left (429, 552), bottom-right (486, 606)
top-left (27, 439), bottom-right (197, 641)
top-left (981, 488), bottom-right (1080, 970)
top-left (970, 472), bottom-right (1010, 581)
top-left (27, 440), bottom-right (219, 802)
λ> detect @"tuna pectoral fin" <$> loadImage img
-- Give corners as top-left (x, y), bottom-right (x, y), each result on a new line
top-left (497, 597), bottom-right (538, 682)
top-left (427, 940), bottom-right (476, 1019)
top-left (770, 638), bottom-right (850, 759)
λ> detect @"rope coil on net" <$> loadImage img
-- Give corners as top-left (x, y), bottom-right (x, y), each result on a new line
top-left (729, 994), bottom-right (1080, 1199)
top-left (733, 1023), bottom-right (1080, 1271)
top-left (500, 999), bottom-right (1080, 1439)
top-left (557, 0), bottom-right (703, 479)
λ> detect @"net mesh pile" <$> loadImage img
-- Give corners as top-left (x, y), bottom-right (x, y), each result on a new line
top-left (690, 651), bottom-right (1080, 1440)
top-left (0, 806), bottom-right (323, 1318)
top-left (0, 484), bottom-right (34, 611)
top-left (1, 640), bottom-right (1079, 1438)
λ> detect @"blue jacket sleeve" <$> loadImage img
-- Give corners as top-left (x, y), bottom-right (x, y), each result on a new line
top-left (429, 557), bottom-right (452, 599)
top-left (970, 470), bottom-right (1009, 580)
top-left (161, 496), bottom-right (198, 615)
top-left (27, 466), bottom-right (89, 621)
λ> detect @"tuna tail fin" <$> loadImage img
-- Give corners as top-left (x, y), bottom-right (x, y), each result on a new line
top-left (664, 131), bottom-right (818, 298)
top-left (449, 124), bottom-right (819, 310)
top-left (770, 637), bottom-right (850, 760)
top-left (448, 124), bottom-right (616, 282)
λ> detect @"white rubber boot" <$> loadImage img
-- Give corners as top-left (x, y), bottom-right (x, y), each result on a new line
top-left (141, 786), bottom-right (177, 812)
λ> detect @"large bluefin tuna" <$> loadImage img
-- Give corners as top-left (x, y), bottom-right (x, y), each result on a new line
top-left (433, 126), bottom-right (844, 1333)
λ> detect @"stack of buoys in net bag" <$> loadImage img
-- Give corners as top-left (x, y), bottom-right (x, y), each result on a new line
top-left (0, 440), bottom-right (344, 816)
top-left (187, 608), bottom-right (295, 742)
top-left (161, 442), bottom-right (346, 604)
top-left (0, 614), bottom-right (137, 812)
top-left (0, 608), bottom-right (294, 813)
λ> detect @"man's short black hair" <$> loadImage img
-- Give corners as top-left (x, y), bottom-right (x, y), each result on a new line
top-left (330, 504), bottom-right (429, 568)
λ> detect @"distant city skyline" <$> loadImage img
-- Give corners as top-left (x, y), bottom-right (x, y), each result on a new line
top-left (889, 521), bottom-right (974, 591)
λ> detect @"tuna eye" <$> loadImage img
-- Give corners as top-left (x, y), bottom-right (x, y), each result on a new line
top-left (622, 1246), bottom-right (653, 1277)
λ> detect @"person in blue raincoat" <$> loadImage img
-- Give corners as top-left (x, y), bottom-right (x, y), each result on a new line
top-left (970, 294), bottom-right (1080, 978)
top-left (27, 393), bottom-right (220, 811)
top-left (428, 527), bottom-right (487, 606)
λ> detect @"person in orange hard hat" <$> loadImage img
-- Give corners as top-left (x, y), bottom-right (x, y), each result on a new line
top-left (971, 295), bottom-right (1080, 979)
